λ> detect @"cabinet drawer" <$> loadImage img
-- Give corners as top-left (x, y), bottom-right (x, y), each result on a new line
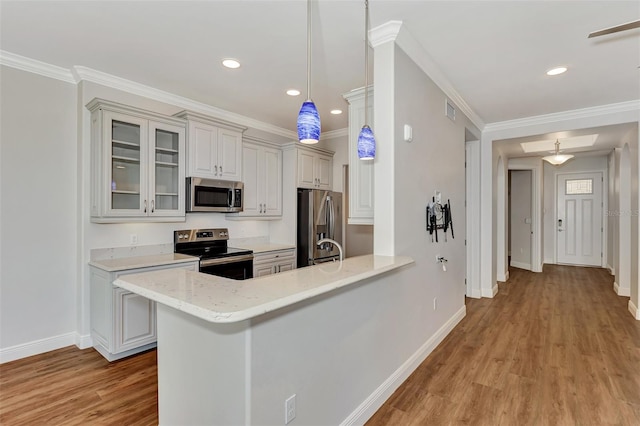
top-left (253, 249), bottom-right (296, 265)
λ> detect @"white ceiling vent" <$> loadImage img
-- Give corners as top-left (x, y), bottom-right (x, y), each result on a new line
top-left (445, 99), bottom-right (456, 121)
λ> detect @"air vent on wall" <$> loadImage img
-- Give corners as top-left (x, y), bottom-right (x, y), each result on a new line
top-left (445, 99), bottom-right (456, 121)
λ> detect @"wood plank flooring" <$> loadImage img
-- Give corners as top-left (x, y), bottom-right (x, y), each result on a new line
top-left (0, 265), bottom-right (638, 425)
top-left (367, 265), bottom-right (640, 426)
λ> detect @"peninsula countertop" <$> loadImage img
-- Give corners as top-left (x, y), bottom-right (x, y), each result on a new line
top-left (114, 254), bottom-right (414, 324)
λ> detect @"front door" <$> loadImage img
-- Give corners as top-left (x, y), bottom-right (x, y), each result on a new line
top-left (556, 172), bottom-right (603, 266)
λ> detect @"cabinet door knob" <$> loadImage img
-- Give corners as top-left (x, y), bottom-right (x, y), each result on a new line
top-left (151, 199), bottom-right (155, 213)
top-left (214, 165), bottom-right (218, 175)
top-left (143, 199), bottom-right (147, 213)
top-left (220, 165), bottom-right (223, 175)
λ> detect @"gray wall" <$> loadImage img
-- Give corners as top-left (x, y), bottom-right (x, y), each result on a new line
top-left (0, 66), bottom-right (78, 350)
top-left (510, 170), bottom-right (532, 269)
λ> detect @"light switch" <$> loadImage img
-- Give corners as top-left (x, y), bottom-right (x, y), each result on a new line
top-left (404, 124), bottom-right (413, 142)
top-left (524, 218), bottom-right (532, 224)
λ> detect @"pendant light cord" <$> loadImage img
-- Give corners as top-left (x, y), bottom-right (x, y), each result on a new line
top-left (307, 0), bottom-right (312, 101)
top-left (364, 0), bottom-right (370, 125)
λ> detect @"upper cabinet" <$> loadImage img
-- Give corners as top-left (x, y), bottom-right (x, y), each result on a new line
top-left (343, 86), bottom-right (374, 224)
top-left (296, 145), bottom-right (333, 190)
top-left (234, 137), bottom-right (283, 218)
top-left (173, 111), bottom-right (246, 181)
top-left (87, 99), bottom-right (186, 223)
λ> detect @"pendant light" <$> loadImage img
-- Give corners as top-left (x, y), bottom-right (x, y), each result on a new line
top-left (542, 139), bottom-right (574, 165)
top-left (357, 0), bottom-right (376, 160)
top-left (297, 0), bottom-right (320, 144)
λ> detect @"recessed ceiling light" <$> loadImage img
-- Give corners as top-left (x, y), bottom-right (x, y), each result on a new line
top-left (546, 66), bottom-right (567, 76)
top-left (286, 89), bottom-right (301, 96)
top-left (222, 59), bottom-right (241, 69)
top-left (330, 109), bottom-right (342, 115)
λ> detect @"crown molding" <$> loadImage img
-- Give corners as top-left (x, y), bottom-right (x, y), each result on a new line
top-left (73, 66), bottom-right (297, 140)
top-left (321, 128), bottom-right (348, 139)
top-left (369, 21), bottom-right (403, 47)
top-left (0, 50), bottom-right (75, 84)
top-left (0, 50), bottom-right (296, 140)
top-left (368, 22), bottom-right (485, 131)
top-left (484, 100), bottom-right (640, 133)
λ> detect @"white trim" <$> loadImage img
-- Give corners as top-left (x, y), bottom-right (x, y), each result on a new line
top-left (369, 21), bottom-right (484, 131)
top-left (628, 300), bottom-right (640, 320)
top-left (509, 260), bottom-right (531, 271)
top-left (321, 128), bottom-right (348, 140)
top-left (481, 284), bottom-right (499, 298)
top-left (75, 333), bottom-right (93, 350)
top-left (0, 50), bottom-right (76, 83)
top-left (0, 332), bottom-right (76, 364)
top-left (468, 288), bottom-right (482, 299)
top-left (465, 140), bottom-right (481, 298)
top-left (341, 305), bottom-right (466, 426)
top-left (484, 100), bottom-right (640, 133)
top-left (0, 50), bottom-right (297, 141)
top-left (74, 66), bottom-right (296, 140)
top-left (614, 282), bottom-right (631, 297)
top-left (607, 265), bottom-right (615, 275)
top-left (497, 270), bottom-right (509, 282)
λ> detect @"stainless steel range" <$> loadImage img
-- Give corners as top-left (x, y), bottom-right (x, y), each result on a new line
top-left (174, 228), bottom-right (253, 280)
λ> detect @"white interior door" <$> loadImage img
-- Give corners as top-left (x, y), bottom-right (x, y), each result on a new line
top-left (557, 172), bottom-right (603, 266)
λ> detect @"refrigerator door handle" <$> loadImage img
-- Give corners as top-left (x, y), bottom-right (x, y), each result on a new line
top-left (329, 197), bottom-right (335, 240)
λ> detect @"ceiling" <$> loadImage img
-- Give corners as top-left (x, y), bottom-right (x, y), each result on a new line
top-left (1, 1), bottom-right (639, 155)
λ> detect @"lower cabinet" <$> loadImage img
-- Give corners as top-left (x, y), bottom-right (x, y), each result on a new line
top-left (90, 261), bottom-right (198, 361)
top-left (253, 249), bottom-right (296, 277)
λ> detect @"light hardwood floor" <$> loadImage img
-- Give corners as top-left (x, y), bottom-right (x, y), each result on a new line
top-left (1, 265), bottom-right (638, 425)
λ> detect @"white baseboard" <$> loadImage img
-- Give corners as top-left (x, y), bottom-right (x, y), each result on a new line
top-left (468, 288), bottom-right (482, 299)
top-left (497, 270), bottom-right (509, 282)
top-left (340, 305), bottom-right (467, 426)
top-left (510, 260), bottom-right (531, 271)
top-left (613, 282), bottom-right (631, 297)
top-left (75, 333), bottom-right (93, 350)
top-left (607, 264), bottom-right (615, 275)
top-left (481, 283), bottom-right (499, 298)
top-left (628, 300), bottom-right (640, 320)
top-left (0, 332), bottom-right (76, 364)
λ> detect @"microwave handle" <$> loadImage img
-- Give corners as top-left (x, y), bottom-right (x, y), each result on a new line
top-left (228, 189), bottom-right (234, 208)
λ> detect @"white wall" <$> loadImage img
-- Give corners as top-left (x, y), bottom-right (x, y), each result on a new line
top-left (0, 66), bottom-right (78, 356)
top-left (542, 155), bottom-right (608, 265)
top-left (510, 170), bottom-right (532, 269)
top-left (628, 126), bottom-right (639, 317)
top-left (607, 151), bottom-right (618, 275)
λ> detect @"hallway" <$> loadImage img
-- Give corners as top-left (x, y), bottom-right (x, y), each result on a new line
top-left (367, 265), bottom-right (640, 425)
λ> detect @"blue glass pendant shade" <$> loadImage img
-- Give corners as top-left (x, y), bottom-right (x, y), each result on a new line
top-left (357, 125), bottom-right (376, 160)
top-left (297, 100), bottom-right (321, 144)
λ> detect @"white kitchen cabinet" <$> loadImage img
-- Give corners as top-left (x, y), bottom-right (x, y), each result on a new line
top-left (87, 99), bottom-right (186, 223)
top-left (235, 138), bottom-right (282, 218)
top-left (343, 86), bottom-right (374, 224)
top-left (296, 146), bottom-right (333, 190)
top-left (253, 249), bottom-right (296, 277)
top-left (174, 111), bottom-right (246, 181)
top-left (90, 260), bottom-right (198, 361)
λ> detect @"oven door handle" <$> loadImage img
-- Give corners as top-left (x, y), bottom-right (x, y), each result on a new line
top-left (200, 254), bottom-right (254, 267)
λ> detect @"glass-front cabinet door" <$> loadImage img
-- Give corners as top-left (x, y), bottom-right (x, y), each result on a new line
top-left (106, 112), bottom-right (148, 216)
top-left (149, 121), bottom-right (185, 216)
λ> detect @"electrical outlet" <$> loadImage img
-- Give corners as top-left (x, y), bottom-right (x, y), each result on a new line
top-left (129, 234), bottom-right (138, 245)
top-left (285, 394), bottom-right (296, 424)
top-left (433, 297), bottom-right (438, 311)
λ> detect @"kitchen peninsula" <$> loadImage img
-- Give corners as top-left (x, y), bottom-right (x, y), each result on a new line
top-left (115, 254), bottom-right (414, 425)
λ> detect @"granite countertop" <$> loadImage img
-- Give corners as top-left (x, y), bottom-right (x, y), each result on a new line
top-left (233, 242), bottom-right (296, 254)
top-left (114, 254), bottom-right (414, 323)
top-left (89, 253), bottom-right (200, 272)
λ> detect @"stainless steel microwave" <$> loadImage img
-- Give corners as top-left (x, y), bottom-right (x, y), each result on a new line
top-left (186, 177), bottom-right (243, 213)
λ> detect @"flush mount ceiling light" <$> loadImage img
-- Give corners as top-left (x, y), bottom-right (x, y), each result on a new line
top-left (222, 59), bottom-right (241, 69)
top-left (542, 139), bottom-right (574, 165)
top-left (357, 0), bottom-right (376, 160)
top-left (287, 89), bottom-right (301, 96)
top-left (330, 109), bottom-right (342, 115)
top-left (546, 66), bottom-right (567, 76)
top-left (297, 0), bottom-right (321, 144)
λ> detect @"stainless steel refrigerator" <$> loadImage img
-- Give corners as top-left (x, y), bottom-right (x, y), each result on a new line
top-left (297, 189), bottom-right (343, 266)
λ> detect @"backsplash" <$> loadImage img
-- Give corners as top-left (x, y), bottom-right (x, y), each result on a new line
top-left (90, 243), bottom-right (174, 261)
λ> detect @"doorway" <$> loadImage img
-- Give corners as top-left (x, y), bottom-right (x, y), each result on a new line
top-left (556, 172), bottom-right (603, 266)
top-left (509, 170), bottom-right (533, 271)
